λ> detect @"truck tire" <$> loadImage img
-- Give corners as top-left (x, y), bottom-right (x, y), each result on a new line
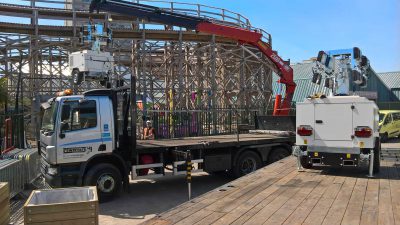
top-left (268, 147), bottom-right (291, 164)
top-left (300, 156), bottom-right (313, 169)
top-left (84, 163), bottom-right (122, 201)
top-left (373, 139), bottom-right (381, 173)
top-left (381, 132), bottom-right (388, 143)
top-left (233, 151), bottom-right (262, 178)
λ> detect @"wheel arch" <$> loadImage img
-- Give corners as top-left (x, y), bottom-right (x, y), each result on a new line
top-left (267, 144), bottom-right (292, 161)
top-left (232, 143), bottom-right (292, 166)
top-left (77, 153), bottom-right (129, 186)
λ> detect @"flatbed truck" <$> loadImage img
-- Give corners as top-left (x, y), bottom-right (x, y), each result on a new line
top-left (40, 87), bottom-right (294, 200)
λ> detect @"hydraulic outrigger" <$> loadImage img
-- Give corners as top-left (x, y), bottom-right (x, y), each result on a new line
top-left (89, 0), bottom-right (296, 115)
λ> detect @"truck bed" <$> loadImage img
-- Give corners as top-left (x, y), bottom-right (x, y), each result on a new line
top-left (136, 133), bottom-right (294, 151)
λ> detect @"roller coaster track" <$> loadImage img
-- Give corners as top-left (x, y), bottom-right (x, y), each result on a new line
top-left (0, 2), bottom-right (242, 44)
top-left (0, 3), bottom-right (135, 21)
top-left (0, 22), bottom-right (235, 43)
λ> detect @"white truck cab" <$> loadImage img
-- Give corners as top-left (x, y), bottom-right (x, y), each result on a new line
top-left (40, 89), bottom-right (130, 200)
top-left (41, 93), bottom-right (115, 166)
top-left (296, 95), bottom-right (380, 173)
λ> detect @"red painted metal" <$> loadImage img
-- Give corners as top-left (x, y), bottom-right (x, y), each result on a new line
top-left (5, 118), bottom-right (12, 149)
top-left (196, 23), bottom-right (262, 43)
top-left (196, 22), bottom-right (296, 115)
top-left (139, 154), bottom-right (154, 175)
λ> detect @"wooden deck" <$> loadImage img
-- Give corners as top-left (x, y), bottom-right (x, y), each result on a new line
top-left (143, 156), bottom-right (400, 225)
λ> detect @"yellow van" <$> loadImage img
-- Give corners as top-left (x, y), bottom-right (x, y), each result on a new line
top-left (379, 110), bottom-right (400, 142)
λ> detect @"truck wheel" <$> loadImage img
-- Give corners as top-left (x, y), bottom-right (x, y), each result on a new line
top-left (233, 151), bottom-right (262, 178)
top-left (300, 156), bottom-right (313, 169)
top-left (381, 133), bottom-right (388, 143)
top-left (84, 163), bottom-right (122, 201)
top-left (268, 147), bottom-right (291, 164)
top-left (373, 139), bottom-right (381, 173)
top-left (72, 69), bottom-right (83, 85)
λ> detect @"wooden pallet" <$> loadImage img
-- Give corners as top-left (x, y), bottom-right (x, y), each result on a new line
top-left (144, 157), bottom-right (400, 225)
top-left (24, 187), bottom-right (98, 225)
top-left (0, 182), bottom-right (10, 225)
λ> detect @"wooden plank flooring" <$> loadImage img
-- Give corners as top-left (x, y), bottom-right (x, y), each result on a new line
top-left (143, 157), bottom-right (400, 225)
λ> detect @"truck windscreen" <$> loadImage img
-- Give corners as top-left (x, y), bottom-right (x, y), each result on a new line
top-left (41, 101), bottom-right (59, 134)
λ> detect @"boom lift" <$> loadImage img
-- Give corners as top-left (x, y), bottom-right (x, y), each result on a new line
top-left (69, 22), bottom-right (114, 87)
top-left (296, 47), bottom-right (380, 176)
top-left (89, 0), bottom-right (295, 115)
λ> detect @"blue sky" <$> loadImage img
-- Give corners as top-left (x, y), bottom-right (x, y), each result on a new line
top-left (174, 0), bottom-right (400, 73)
top-left (1, 0), bottom-right (399, 72)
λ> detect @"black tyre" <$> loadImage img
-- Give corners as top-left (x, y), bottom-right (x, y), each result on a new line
top-left (381, 133), bottom-right (388, 143)
top-left (84, 163), bottom-right (122, 201)
top-left (300, 155), bottom-right (312, 169)
top-left (233, 151), bottom-right (262, 178)
top-left (72, 69), bottom-right (83, 85)
top-left (268, 147), bottom-right (291, 164)
top-left (373, 138), bottom-right (381, 173)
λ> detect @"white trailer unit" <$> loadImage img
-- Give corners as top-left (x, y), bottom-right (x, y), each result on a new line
top-left (69, 50), bottom-right (113, 86)
top-left (296, 95), bottom-right (380, 174)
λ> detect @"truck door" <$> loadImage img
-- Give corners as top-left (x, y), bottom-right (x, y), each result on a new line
top-left (314, 103), bottom-right (353, 141)
top-left (98, 96), bottom-right (114, 153)
top-left (57, 97), bottom-right (102, 163)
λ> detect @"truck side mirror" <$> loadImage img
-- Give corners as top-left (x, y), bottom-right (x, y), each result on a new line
top-left (59, 121), bottom-right (69, 138)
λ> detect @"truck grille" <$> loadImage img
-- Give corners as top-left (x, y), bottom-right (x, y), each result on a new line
top-left (40, 143), bottom-right (47, 161)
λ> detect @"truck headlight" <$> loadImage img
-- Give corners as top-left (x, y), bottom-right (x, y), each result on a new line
top-left (47, 167), bottom-right (58, 176)
top-left (46, 146), bottom-right (57, 164)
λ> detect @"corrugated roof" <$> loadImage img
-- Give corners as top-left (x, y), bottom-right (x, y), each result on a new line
top-left (272, 62), bottom-right (398, 103)
top-left (377, 71), bottom-right (400, 89)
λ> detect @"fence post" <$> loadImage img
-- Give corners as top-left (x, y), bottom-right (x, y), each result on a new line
top-left (186, 150), bottom-right (192, 200)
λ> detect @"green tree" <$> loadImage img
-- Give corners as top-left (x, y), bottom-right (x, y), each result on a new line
top-left (0, 77), bottom-right (7, 108)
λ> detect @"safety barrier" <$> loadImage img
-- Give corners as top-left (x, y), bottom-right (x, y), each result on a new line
top-left (0, 148), bottom-right (40, 198)
top-left (138, 108), bottom-right (259, 139)
top-left (0, 158), bottom-right (24, 198)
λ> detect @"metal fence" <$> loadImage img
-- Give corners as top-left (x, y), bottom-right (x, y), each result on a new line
top-left (0, 112), bottom-right (25, 152)
top-left (0, 158), bottom-right (24, 198)
top-left (0, 148), bottom-right (40, 198)
top-left (137, 108), bottom-right (260, 139)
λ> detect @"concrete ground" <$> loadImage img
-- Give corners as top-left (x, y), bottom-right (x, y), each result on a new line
top-left (99, 172), bottom-right (233, 225)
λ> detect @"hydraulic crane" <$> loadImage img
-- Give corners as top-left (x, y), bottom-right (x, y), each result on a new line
top-left (89, 0), bottom-right (296, 115)
top-left (311, 47), bottom-right (370, 96)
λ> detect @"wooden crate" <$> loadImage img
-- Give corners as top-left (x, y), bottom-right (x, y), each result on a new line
top-left (0, 183), bottom-right (10, 225)
top-left (24, 186), bottom-right (98, 225)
